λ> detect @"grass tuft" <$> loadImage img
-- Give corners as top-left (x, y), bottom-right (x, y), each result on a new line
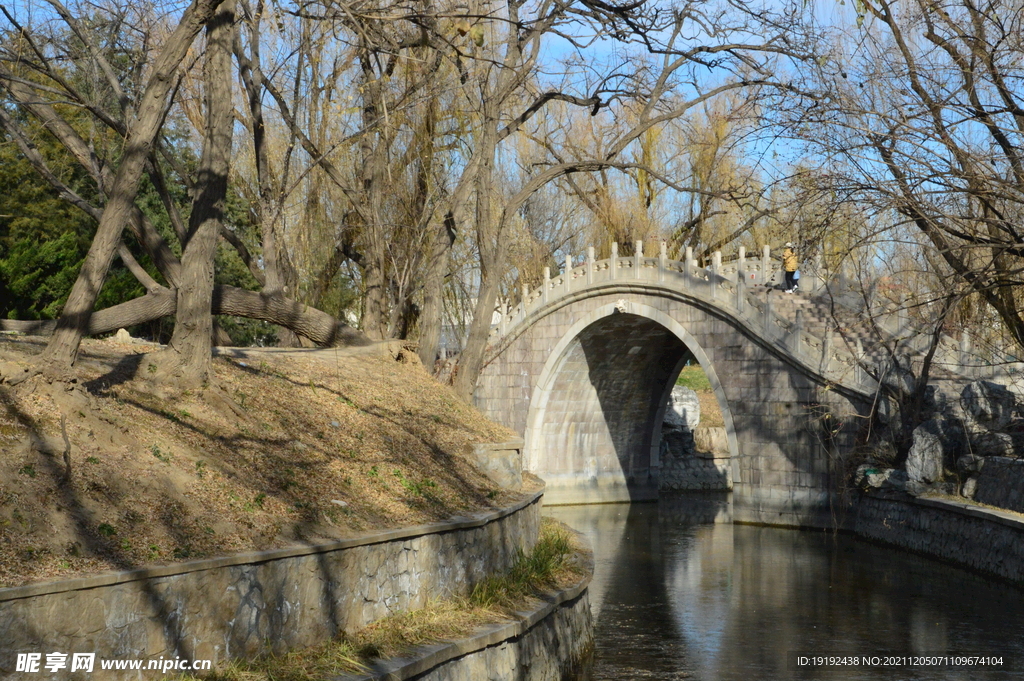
top-left (470, 519), bottom-right (574, 609)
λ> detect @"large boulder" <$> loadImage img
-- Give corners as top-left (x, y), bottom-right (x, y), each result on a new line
top-left (922, 385), bottom-right (960, 421)
top-left (967, 430), bottom-right (1018, 458)
top-left (664, 385), bottom-right (700, 432)
top-left (693, 426), bottom-right (729, 455)
top-left (961, 380), bottom-right (1016, 431)
top-left (854, 464), bottom-right (907, 491)
top-left (905, 417), bottom-right (964, 483)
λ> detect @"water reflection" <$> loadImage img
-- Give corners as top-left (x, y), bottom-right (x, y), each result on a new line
top-left (547, 495), bottom-right (1024, 680)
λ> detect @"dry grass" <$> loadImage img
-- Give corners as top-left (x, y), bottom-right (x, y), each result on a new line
top-left (0, 337), bottom-right (527, 588)
top-left (189, 519), bottom-right (586, 681)
top-left (696, 391), bottom-right (724, 428)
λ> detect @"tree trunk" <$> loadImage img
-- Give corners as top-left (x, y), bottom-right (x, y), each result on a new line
top-left (360, 258), bottom-right (389, 340)
top-left (40, 0), bottom-right (226, 372)
top-left (453, 265), bottom-right (502, 400)
top-left (164, 0), bottom-right (235, 385)
top-left (453, 120), bottom-right (500, 400)
top-left (0, 289), bottom-right (176, 336)
top-left (213, 287), bottom-right (371, 346)
top-left (417, 215), bottom-right (456, 367)
top-left (234, 12), bottom-right (302, 346)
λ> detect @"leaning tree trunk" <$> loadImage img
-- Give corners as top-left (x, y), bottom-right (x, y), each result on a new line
top-left (164, 0), bottom-right (235, 385)
top-left (0, 286), bottom-right (371, 347)
top-left (40, 0), bottom-right (227, 372)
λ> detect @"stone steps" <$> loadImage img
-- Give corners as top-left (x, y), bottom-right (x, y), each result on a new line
top-left (749, 288), bottom-right (961, 381)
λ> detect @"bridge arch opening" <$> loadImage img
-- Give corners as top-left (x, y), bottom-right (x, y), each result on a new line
top-left (524, 302), bottom-right (740, 504)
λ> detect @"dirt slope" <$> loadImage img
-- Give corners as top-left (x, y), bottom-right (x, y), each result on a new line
top-left (0, 336), bottom-right (523, 588)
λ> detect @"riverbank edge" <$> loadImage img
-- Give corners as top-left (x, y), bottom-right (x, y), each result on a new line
top-left (0, 486), bottom-right (544, 679)
top-left (338, 536), bottom-right (595, 681)
top-left (851, 492), bottom-right (1024, 584)
top-left (728, 488), bottom-right (1024, 585)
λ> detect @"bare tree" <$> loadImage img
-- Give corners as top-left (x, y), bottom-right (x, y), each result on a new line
top-left (4, 0), bottom-right (229, 372)
top-left (792, 0), bottom-right (1024, 354)
top-left (0, 0), bottom-right (372, 380)
top-left (450, 0), bottom-right (819, 398)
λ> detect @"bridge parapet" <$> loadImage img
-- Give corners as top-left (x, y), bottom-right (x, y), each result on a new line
top-left (490, 242), bottom-right (877, 400)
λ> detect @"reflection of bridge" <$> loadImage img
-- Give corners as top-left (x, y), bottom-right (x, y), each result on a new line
top-left (473, 243), bottom-right (878, 525)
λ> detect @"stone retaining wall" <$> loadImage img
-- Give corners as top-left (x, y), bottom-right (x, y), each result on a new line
top-left (0, 490), bottom-right (543, 680)
top-left (853, 493), bottom-right (1024, 583)
top-left (660, 427), bottom-right (731, 491)
top-left (660, 449), bottom-right (731, 490)
top-left (340, 560), bottom-right (593, 681)
top-left (973, 456), bottom-right (1024, 513)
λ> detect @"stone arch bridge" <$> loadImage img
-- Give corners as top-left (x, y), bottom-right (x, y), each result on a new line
top-left (473, 243), bottom-right (881, 526)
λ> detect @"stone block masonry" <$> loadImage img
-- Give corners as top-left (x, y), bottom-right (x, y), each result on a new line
top-left (396, 593), bottom-right (591, 681)
top-left (477, 284), bottom-right (871, 517)
top-left (853, 493), bottom-right (1024, 583)
top-left (0, 490), bottom-right (542, 680)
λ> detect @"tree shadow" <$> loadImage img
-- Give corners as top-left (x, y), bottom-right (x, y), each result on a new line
top-left (0, 384), bottom-right (198, 665)
top-left (82, 353), bottom-right (144, 393)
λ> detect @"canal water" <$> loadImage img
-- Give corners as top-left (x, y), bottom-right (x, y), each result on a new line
top-left (546, 495), bottom-right (1024, 680)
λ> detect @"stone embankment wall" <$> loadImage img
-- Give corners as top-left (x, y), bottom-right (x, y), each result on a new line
top-left (973, 457), bottom-right (1024, 513)
top-left (0, 490), bottom-right (543, 680)
top-left (853, 493), bottom-right (1024, 583)
top-left (660, 426), bottom-right (731, 491)
top-left (340, 562), bottom-right (593, 681)
top-left (660, 386), bottom-right (731, 491)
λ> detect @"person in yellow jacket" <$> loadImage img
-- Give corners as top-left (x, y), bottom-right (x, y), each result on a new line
top-left (783, 242), bottom-right (798, 293)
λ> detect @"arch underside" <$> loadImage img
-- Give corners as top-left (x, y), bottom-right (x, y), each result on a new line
top-left (475, 292), bottom-right (868, 525)
top-left (533, 313), bottom-right (690, 501)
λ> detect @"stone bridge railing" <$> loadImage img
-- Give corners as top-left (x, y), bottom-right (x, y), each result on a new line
top-left (487, 241), bottom-right (878, 400)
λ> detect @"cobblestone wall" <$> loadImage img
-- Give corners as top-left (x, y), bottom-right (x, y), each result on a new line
top-left (660, 450), bottom-right (731, 491)
top-left (0, 491), bottom-right (542, 680)
top-left (853, 493), bottom-right (1024, 583)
